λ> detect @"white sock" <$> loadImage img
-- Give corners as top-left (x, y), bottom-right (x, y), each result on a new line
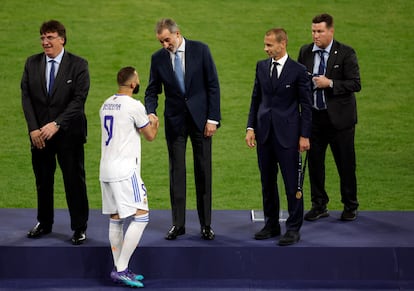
top-left (109, 218), bottom-right (124, 268)
top-left (116, 213), bottom-right (149, 272)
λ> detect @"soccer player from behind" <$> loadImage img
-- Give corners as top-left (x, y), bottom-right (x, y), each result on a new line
top-left (99, 66), bottom-right (159, 288)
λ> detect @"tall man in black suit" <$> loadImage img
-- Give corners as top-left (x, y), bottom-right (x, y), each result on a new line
top-left (21, 20), bottom-right (89, 245)
top-left (246, 28), bottom-right (312, 246)
top-left (145, 18), bottom-right (221, 240)
top-left (298, 13), bottom-right (361, 221)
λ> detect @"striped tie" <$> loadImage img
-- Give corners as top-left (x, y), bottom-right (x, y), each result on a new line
top-left (315, 50), bottom-right (326, 110)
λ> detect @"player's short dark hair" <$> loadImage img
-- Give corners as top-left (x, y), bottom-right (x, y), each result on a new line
top-left (40, 20), bottom-right (67, 45)
top-left (117, 66), bottom-right (136, 86)
top-left (312, 13), bottom-right (334, 28)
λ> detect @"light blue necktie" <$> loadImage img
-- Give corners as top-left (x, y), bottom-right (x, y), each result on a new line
top-left (48, 60), bottom-right (56, 95)
top-left (316, 50), bottom-right (326, 110)
top-left (174, 52), bottom-right (185, 94)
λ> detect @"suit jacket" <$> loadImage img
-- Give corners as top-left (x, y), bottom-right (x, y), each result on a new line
top-left (21, 51), bottom-right (90, 143)
top-left (145, 39), bottom-right (221, 140)
top-left (247, 57), bottom-right (312, 148)
top-left (298, 40), bottom-right (361, 130)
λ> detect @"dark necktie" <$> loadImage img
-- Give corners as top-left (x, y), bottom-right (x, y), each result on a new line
top-left (271, 61), bottom-right (280, 87)
top-left (316, 50), bottom-right (326, 110)
top-left (270, 61), bottom-right (279, 78)
top-left (48, 60), bottom-right (56, 95)
top-left (174, 52), bottom-right (185, 93)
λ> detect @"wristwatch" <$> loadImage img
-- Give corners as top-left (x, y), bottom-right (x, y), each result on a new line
top-left (54, 121), bottom-right (60, 129)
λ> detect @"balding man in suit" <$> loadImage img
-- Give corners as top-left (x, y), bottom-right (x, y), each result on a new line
top-left (246, 28), bottom-right (312, 246)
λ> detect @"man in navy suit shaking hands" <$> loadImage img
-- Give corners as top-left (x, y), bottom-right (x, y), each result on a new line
top-left (145, 18), bottom-right (221, 240)
top-left (246, 28), bottom-right (312, 246)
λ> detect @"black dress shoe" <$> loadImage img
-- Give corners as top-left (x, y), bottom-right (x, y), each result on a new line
top-left (71, 230), bottom-right (86, 245)
top-left (165, 226), bottom-right (185, 240)
top-left (201, 226), bottom-right (215, 240)
top-left (27, 223), bottom-right (52, 238)
top-left (341, 209), bottom-right (357, 221)
top-left (278, 230), bottom-right (300, 246)
top-left (304, 207), bottom-right (329, 221)
top-left (254, 224), bottom-right (281, 240)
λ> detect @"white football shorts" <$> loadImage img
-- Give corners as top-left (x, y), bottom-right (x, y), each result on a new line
top-left (101, 169), bottom-right (149, 219)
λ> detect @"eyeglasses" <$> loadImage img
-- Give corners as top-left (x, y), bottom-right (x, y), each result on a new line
top-left (40, 36), bottom-right (61, 42)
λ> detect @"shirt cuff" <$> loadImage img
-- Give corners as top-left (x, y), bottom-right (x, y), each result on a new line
top-left (207, 119), bottom-right (219, 125)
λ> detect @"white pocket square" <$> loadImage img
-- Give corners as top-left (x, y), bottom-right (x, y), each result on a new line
top-left (66, 80), bottom-right (72, 84)
top-left (286, 85), bottom-right (291, 88)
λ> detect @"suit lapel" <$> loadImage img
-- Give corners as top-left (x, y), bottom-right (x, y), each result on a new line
top-left (183, 40), bottom-right (193, 90)
top-left (163, 49), bottom-right (174, 73)
top-left (161, 49), bottom-right (178, 87)
top-left (277, 57), bottom-right (290, 84)
top-left (52, 52), bottom-right (65, 96)
top-left (271, 58), bottom-right (290, 89)
top-left (40, 54), bottom-right (48, 96)
top-left (263, 59), bottom-right (276, 90)
top-left (326, 41), bottom-right (339, 76)
top-left (307, 48), bottom-right (315, 73)
top-left (48, 51), bottom-right (67, 97)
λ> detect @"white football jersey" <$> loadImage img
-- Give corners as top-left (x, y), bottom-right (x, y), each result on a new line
top-left (99, 94), bottom-right (149, 182)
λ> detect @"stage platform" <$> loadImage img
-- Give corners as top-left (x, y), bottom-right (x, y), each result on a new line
top-left (0, 208), bottom-right (413, 290)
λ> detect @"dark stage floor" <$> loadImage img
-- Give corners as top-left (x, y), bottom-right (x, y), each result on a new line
top-left (0, 209), bottom-right (413, 290)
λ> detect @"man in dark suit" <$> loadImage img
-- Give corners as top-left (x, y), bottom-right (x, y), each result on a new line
top-left (246, 28), bottom-right (312, 246)
top-left (145, 18), bottom-right (221, 240)
top-left (298, 13), bottom-right (361, 221)
top-left (21, 20), bottom-right (89, 245)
